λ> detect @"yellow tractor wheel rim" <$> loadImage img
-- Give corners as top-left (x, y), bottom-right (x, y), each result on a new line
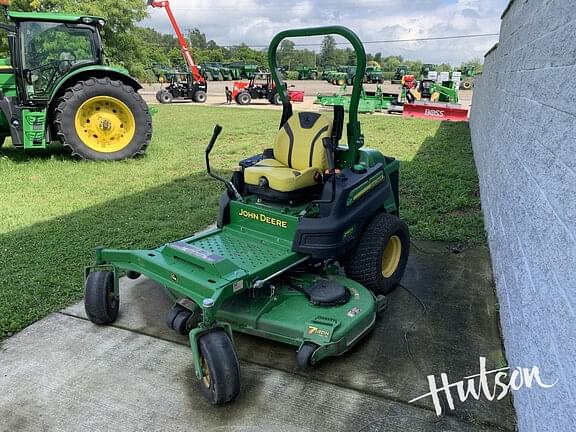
top-left (381, 235), bottom-right (402, 278)
top-left (74, 96), bottom-right (136, 153)
top-left (431, 92), bottom-right (440, 102)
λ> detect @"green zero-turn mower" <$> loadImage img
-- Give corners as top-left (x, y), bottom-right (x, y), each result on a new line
top-left (0, 8), bottom-right (152, 160)
top-left (84, 26), bottom-right (410, 404)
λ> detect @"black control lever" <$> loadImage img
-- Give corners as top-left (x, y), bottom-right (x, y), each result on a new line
top-left (205, 125), bottom-right (243, 201)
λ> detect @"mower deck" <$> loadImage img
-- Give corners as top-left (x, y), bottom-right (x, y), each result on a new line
top-left (217, 275), bottom-right (378, 361)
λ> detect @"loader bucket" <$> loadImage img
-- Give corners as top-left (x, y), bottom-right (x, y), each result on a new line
top-left (403, 102), bottom-right (469, 122)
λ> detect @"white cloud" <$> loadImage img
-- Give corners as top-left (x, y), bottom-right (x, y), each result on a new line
top-left (141, 0), bottom-right (507, 65)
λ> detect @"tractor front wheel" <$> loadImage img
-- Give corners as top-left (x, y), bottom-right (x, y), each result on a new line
top-left (198, 330), bottom-right (241, 404)
top-left (159, 90), bottom-right (173, 104)
top-left (271, 92), bottom-right (281, 105)
top-left (55, 78), bottom-right (152, 161)
top-left (236, 92), bottom-right (251, 105)
top-left (194, 90), bottom-right (207, 103)
top-left (345, 213), bottom-right (410, 295)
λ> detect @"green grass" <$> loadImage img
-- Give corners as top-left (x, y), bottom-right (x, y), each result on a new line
top-left (0, 105), bottom-right (484, 339)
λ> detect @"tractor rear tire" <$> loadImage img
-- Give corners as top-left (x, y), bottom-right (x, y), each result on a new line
top-left (194, 90), bottom-right (207, 103)
top-left (85, 271), bottom-right (119, 325)
top-left (236, 92), bottom-right (251, 105)
top-left (198, 330), bottom-right (241, 404)
top-left (344, 212), bottom-right (410, 296)
top-left (55, 77), bottom-right (152, 161)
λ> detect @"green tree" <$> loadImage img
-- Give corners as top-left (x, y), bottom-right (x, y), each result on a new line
top-left (278, 39), bottom-right (295, 69)
top-left (188, 28), bottom-right (208, 50)
top-left (319, 35), bottom-right (337, 68)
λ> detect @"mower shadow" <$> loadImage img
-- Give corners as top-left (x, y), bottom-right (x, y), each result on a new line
top-left (0, 172), bottom-right (222, 339)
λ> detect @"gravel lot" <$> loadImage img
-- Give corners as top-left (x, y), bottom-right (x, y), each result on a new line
top-left (141, 79), bottom-right (473, 113)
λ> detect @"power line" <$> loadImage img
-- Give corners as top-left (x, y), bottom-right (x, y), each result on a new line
top-left (139, 30), bottom-right (499, 50)
top-left (218, 33), bottom-right (500, 48)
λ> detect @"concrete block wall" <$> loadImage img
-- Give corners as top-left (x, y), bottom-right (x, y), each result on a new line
top-left (470, 1), bottom-right (575, 430)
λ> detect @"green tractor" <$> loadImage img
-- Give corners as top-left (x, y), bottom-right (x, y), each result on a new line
top-left (365, 61), bottom-right (383, 84)
top-left (391, 64), bottom-right (409, 84)
top-left (0, 10), bottom-right (152, 160)
top-left (84, 26), bottom-right (410, 404)
top-left (296, 65), bottom-right (318, 80)
top-left (458, 65), bottom-right (476, 90)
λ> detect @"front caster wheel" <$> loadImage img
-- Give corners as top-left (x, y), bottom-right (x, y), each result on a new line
top-left (296, 342), bottom-right (318, 369)
top-left (84, 271), bottom-right (119, 324)
top-left (198, 330), bottom-right (241, 404)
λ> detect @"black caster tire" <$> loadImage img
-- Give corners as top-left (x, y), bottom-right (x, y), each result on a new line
top-left (198, 330), bottom-right (241, 404)
top-left (85, 271), bottom-right (119, 324)
top-left (296, 343), bottom-right (318, 369)
top-left (345, 212), bottom-right (410, 296)
top-left (171, 310), bottom-right (192, 335)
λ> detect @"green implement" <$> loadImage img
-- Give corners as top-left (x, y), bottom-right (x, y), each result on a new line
top-left (316, 84), bottom-right (398, 114)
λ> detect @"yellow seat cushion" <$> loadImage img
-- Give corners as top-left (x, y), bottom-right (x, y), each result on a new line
top-left (244, 159), bottom-right (320, 192)
top-left (244, 112), bottom-right (333, 193)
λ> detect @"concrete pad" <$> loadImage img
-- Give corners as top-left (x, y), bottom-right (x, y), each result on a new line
top-left (63, 241), bottom-right (515, 430)
top-left (0, 313), bottom-right (489, 432)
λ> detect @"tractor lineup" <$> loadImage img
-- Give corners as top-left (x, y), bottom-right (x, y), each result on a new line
top-left (0, 0), bottom-right (476, 162)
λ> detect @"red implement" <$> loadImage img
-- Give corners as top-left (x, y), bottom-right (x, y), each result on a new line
top-left (402, 102), bottom-right (469, 122)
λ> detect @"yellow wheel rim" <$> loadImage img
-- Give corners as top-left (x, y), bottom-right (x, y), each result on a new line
top-left (381, 235), bottom-right (402, 278)
top-left (431, 92), bottom-right (440, 102)
top-left (74, 96), bottom-right (136, 153)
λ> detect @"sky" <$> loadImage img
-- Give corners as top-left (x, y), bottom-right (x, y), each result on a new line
top-left (141, 0), bottom-right (509, 65)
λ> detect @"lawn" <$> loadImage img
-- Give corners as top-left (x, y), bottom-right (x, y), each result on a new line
top-left (0, 105), bottom-right (484, 339)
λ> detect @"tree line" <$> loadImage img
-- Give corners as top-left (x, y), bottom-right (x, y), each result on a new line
top-left (0, 1), bottom-right (482, 82)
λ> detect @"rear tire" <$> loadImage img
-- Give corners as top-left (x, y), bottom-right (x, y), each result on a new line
top-left (236, 92), bottom-right (251, 105)
top-left (194, 90), bottom-right (207, 103)
top-left (345, 213), bottom-right (410, 295)
top-left (55, 77), bottom-right (152, 161)
top-left (85, 271), bottom-right (119, 324)
top-left (198, 331), bottom-right (241, 404)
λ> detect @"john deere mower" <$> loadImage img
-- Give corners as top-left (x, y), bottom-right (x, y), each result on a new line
top-left (0, 5), bottom-right (152, 160)
top-left (84, 26), bottom-right (410, 404)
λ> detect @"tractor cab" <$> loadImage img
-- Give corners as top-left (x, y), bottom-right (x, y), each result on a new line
top-left (10, 13), bottom-right (105, 101)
